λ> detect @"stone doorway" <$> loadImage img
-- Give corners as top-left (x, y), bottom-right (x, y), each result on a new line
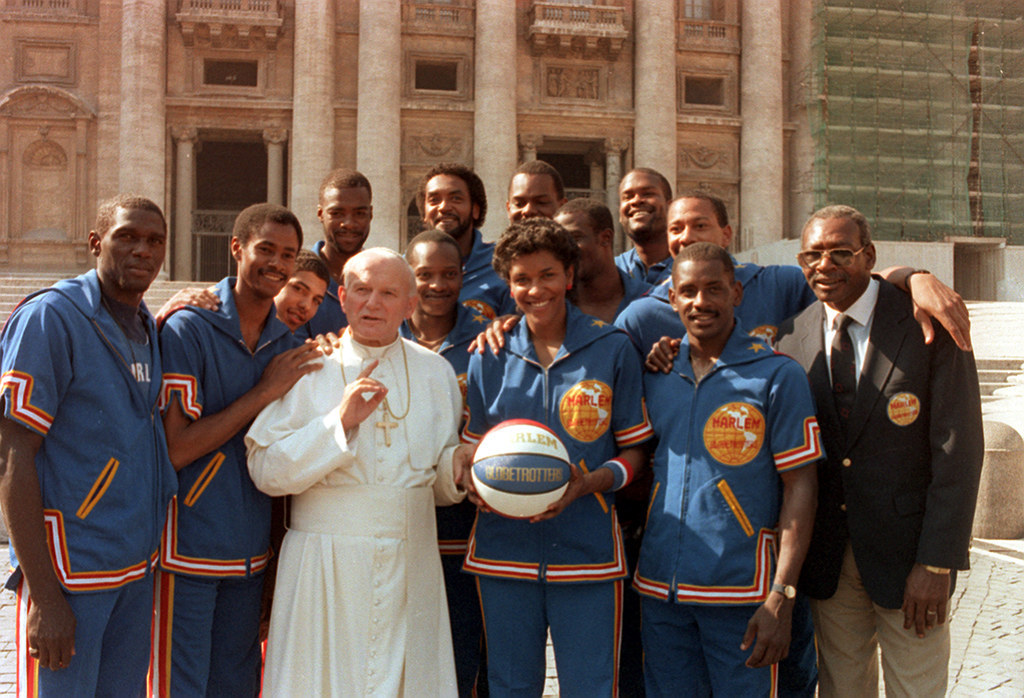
top-left (193, 139), bottom-right (268, 281)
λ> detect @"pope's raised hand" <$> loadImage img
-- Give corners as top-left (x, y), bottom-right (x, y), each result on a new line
top-left (339, 359), bottom-right (388, 432)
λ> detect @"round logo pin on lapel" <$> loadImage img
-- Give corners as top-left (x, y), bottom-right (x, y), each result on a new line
top-left (886, 392), bottom-right (920, 426)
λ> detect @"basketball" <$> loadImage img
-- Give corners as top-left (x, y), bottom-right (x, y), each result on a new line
top-left (471, 419), bottom-right (572, 519)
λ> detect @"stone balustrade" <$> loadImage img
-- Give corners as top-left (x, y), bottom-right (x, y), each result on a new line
top-left (677, 19), bottom-right (740, 53)
top-left (401, 1), bottom-right (474, 34)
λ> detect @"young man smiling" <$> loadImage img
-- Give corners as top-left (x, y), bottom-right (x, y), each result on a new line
top-left (636, 242), bottom-right (821, 697)
top-left (418, 162), bottom-right (514, 320)
top-left (154, 203), bottom-right (322, 697)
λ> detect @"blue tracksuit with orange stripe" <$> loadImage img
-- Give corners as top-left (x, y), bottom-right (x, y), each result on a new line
top-left (155, 277), bottom-right (299, 697)
top-left (401, 303), bottom-right (489, 697)
top-left (636, 325), bottom-right (823, 696)
top-left (0, 270), bottom-right (176, 696)
top-left (461, 302), bottom-right (653, 696)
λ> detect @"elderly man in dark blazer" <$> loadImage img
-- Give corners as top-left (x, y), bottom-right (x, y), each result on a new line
top-left (774, 205), bottom-right (983, 697)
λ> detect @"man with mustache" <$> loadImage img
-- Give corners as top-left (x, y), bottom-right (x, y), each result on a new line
top-left (418, 162), bottom-right (516, 321)
top-left (636, 242), bottom-right (821, 696)
top-left (153, 203), bottom-right (322, 697)
top-left (774, 206), bottom-right (983, 696)
top-left (0, 195), bottom-right (178, 696)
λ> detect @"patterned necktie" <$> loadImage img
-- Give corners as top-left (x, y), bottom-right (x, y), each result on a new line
top-left (830, 314), bottom-right (856, 432)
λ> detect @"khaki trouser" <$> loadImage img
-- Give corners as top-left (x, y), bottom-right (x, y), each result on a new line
top-left (810, 543), bottom-right (950, 698)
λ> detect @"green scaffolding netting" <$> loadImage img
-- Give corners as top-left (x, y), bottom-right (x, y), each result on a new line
top-left (810, 0), bottom-right (1024, 244)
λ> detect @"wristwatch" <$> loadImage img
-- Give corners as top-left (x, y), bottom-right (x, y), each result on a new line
top-left (771, 582), bottom-right (797, 599)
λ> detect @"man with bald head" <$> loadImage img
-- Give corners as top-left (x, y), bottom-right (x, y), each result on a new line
top-left (246, 248), bottom-right (468, 696)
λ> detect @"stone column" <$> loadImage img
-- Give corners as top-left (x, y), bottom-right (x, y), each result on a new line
top-left (263, 127), bottom-right (287, 206)
top-left (519, 134), bottom-right (543, 163)
top-left (475, 0), bottom-right (518, 240)
top-left (740, 0), bottom-right (784, 250)
top-left (633, 0), bottom-right (676, 184)
top-left (119, 0), bottom-right (166, 207)
top-left (605, 138), bottom-right (627, 249)
top-left (172, 127), bottom-right (198, 280)
top-left (587, 151), bottom-right (603, 192)
top-left (357, 0), bottom-right (402, 249)
top-left (292, 2), bottom-right (336, 238)
top-left (788, 0), bottom-right (816, 239)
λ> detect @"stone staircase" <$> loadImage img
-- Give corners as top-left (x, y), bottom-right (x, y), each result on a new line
top-left (1, 273), bottom-right (197, 328)
top-left (967, 302), bottom-right (1024, 405)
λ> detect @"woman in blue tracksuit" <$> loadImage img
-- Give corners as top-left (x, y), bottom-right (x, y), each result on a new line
top-left (460, 218), bottom-right (652, 697)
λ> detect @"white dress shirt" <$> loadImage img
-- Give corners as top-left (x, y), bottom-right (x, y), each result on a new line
top-left (823, 278), bottom-right (879, 387)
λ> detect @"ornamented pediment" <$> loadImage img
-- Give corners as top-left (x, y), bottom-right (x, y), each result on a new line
top-left (0, 85), bottom-right (95, 119)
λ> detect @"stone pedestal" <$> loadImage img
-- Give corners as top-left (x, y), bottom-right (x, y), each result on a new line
top-left (633, 0), bottom-right (676, 184)
top-left (292, 2), bottom-right (336, 239)
top-left (357, 0), bottom-right (402, 249)
top-left (119, 0), bottom-right (166, 207)
top-left (474, 0), bottom-right (518, 240)
top-left (740, 0), bottom-right (784, 250)
top-left (973, 419), bottom-right (1024, 539)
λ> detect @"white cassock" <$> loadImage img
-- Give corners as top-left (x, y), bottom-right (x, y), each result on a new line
top-left (245, 330), bottom-right (464, 697)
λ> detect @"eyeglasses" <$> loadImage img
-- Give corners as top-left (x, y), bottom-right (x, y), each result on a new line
top-left (796, 247), bottom-right (866, 268)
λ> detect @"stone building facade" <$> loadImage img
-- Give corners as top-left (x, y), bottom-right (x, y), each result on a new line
top-left (0, 0), bottom-right (811, 280)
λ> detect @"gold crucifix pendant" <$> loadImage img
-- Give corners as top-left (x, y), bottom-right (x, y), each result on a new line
top-left (376, 419), bottom-right (398, 447)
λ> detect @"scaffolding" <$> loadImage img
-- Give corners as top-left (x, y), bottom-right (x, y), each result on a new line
top-left (810, 0), bottom-right (1024, 244)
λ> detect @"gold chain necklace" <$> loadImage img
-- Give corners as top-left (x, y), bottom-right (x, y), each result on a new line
top-left (340, 333), bottom-right (412, 421)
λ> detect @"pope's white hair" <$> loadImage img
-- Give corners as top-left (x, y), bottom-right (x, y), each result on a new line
top-left (342, 247), bottom-right (417, 297)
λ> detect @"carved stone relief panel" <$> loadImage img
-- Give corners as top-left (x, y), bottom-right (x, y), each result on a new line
top-left (16, 40), bottom-right (76, 86)
top-left (677, 137), bottom-right (739, 180)
top-left (542, 63), bottom-right (603, 103)
top-left (402, 132), bottom-right (468, 165)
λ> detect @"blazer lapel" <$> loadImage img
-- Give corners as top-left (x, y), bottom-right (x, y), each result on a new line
top-left (789, 304), bottom-right (844, 447)
top-left (845, 284), bottom-right (911, 446)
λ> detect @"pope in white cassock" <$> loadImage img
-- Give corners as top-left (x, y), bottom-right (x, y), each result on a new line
top-left (245, 248), bottom-right (466, 697)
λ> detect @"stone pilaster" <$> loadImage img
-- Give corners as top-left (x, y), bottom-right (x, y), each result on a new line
top-left (605, 138), bottom-right (628, 249)
top-left (475, 0), bottom-right (518, 240)
top-left (119, 0), bottom-right (166, 207)
top-left (740, 0), bottom-right (784, 250)
top-left (264, 127), bottom-right (288, 206)
top-left (357, 0), bottom-right (402, 249)
top-left (633, 0), bottom-right (676, 184)
top-left (292, 2), bottom-right (336, 239)
top-left (172, 127), bottom-right (198, 280)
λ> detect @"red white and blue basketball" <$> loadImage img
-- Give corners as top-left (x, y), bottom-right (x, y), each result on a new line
top-left (471, 419), bottom-right (572, 519)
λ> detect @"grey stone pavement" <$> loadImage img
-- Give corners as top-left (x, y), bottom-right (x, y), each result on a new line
top-left (0, 540), bottom-right (1020, 695)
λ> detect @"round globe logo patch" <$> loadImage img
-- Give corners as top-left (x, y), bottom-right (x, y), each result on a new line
top-left (462, 299), bottom-right (495, 320)
top-left (887, 392), bottom-right (920, 426)
top-left (749, 325), bottom-right (778, 343)
top-left (703, 402), bottom-right (766, 466)
top-left (559, 380), bottom-right (613, 442)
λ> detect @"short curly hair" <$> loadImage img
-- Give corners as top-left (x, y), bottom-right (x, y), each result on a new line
top-left (93, 194), bottom-right (166, 236)
top-left (492, 218), bottom-right (580, 282)
top-left (416, 162), bottom-right (487, 228)
top-left (232, 203), bottom-right (303, 247)
top-left (319, 168), bottom-right (372, 203)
